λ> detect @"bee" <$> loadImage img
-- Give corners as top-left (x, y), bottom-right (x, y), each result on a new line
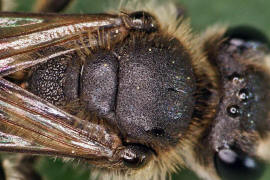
top-left (0, 0), bottom-right (270, 180)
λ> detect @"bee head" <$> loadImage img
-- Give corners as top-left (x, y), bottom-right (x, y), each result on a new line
top-left (186, 25), bottom-right (270, 180)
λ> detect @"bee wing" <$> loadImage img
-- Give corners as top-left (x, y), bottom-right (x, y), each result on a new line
top-left (0, 77), bottom-right (122, 162)
top-left (0, 12), bottom-right (129, 77)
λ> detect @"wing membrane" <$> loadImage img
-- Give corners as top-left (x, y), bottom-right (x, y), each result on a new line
top-left (0, 12), bottom-right (128, 166)
top-left (0, 78), bottom-right (122, 160)
top-left (0, 131), bottom-right (57, 155)
top-left (0, 12), bottom-right (129, 77)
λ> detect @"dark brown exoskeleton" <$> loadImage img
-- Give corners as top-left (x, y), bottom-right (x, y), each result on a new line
top-left (0, 1), bottom-right (270, 180)
top-left (0, 0), bottom-right (196, 179)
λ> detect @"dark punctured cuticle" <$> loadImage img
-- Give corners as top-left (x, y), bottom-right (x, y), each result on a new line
top-left (29, 22), bottom-right (196, 151)
top-left (114, 34), bottom-right (196, 147)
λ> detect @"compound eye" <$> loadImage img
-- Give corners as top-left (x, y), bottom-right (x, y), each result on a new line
top-left (121, 144), bottom-right (153, 169)
top-left (224, 26), bottom-right (269, 53)
top-left (214, 148), bottom-right (265, 180)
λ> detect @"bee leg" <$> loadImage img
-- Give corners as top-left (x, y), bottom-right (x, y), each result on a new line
top-left (33, 0), bottom-right (74, 12)
top-left (2, 154), bottom-right (42, 180)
